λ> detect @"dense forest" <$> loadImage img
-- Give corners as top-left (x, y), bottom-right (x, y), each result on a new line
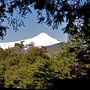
top-left (0, 33), bottom-right (90, 89)
top-left (0, 0), bottom-right (90, 89)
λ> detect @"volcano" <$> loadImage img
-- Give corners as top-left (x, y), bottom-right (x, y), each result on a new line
top-left (0, 32), bottom-right (60, 49)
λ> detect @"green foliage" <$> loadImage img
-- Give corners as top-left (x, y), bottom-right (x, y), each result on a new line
top-left (67, 33), bottom-right (90, 79)
top-left (1, 35), bottom-right (89, 88)
top-left (0, 42), bottom-right (74, 89)
top-left (0, 48), bottom-right (6, 87)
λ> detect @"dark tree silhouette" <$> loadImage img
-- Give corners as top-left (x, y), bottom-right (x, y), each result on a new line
top-left (0, 0), bottom-right (90, 39)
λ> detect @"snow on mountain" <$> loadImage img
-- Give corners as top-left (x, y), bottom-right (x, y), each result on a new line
top-left (0, 32), bottom-right (60, 49)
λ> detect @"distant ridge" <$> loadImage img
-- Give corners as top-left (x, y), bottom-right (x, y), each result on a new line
top-left (0, 32), bottom-right (60, 49)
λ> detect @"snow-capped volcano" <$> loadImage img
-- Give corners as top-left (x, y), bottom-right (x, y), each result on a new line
top-left (0, 32), bottom-right (60, 49)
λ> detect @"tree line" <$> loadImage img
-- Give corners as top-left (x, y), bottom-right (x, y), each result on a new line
top-left (0, 33), bottom-right (90, 89)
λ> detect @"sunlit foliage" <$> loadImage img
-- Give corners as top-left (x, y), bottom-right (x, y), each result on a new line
top-left (0, 43), bottom-right (75, 89)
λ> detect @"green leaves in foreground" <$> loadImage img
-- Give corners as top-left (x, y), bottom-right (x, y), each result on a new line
top-left (0, 44), bottom-right (74, 89)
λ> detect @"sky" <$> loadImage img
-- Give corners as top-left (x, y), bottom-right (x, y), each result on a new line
top-left (0, 9), bottom-right (68, 43)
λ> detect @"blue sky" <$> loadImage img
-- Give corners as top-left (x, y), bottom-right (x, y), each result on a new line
top-left (0, 9), bottom-right (68, 43)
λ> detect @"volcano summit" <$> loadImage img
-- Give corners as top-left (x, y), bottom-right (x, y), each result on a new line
top-left (0, 32), bottom-right (60, 49)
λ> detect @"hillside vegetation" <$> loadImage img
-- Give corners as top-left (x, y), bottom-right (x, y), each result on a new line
top-left (0, 34), bottom-right (90, 89)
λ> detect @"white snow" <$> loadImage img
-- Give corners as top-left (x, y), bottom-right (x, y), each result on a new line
top-left (0, 32), bottom-right (60, 49)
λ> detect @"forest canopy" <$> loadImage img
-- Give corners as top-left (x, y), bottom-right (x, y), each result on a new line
top-left (0, 34), bottom-right (90, 89)
top-left (0, 42), bottom-right (74, 88)
top-left (0, 0), bottom-right (90, 89)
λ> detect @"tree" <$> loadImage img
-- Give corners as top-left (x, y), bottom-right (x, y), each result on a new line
top-left (0, 0), bottom-right (90, 39)
top-left (67, 33), bottom-right (90, 79)
top-left (0, 48), bottom-right (7, 88)
top-left (0, 42), bottom-right (75, 89)
top-left (32, 44), bottom-right (75, 89)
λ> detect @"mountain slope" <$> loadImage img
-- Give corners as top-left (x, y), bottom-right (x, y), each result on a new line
top-left (46, 43), bottom-right (63, 57)
top-left (0, 32), bottom-right (60, 49)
